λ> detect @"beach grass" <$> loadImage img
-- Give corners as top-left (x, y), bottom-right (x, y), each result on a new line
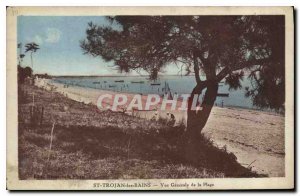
top-left (18, 83), bottom-right (260, 179)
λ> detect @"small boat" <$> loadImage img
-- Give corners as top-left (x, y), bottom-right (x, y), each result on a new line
top-left (115, 80), bottom-right (124, 83)
top-left (217, 93), bottom-right (229, 97)
top-left (131, 81), bottom-right (145, 84)
top-left (93, 81), bottom-right (100, 84)
top-left (150, 83), bottom-right (161, 86)
top-left (103, 81), bottom-right (107, 83)
top-left (109, 85), bottom-right (116, 88)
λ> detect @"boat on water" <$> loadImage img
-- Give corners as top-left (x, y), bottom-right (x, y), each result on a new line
top-left (115, 80), bottom-right (125, 83)
top-left (109, 85), bottom-right (116, 88)
top-left (92, 81), bottom-right (101, 84)
top-left (131, 81), bottom-right (145, 84)
top-left (217, 93), bottom-right (229, 97)
top-left (150, 83), bottom-right (161, 86)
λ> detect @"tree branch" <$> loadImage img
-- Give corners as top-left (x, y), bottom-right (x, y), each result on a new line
top-left (216, 58), bottom-right (269, 82)
top-left (193, 53), bottom-right (201, 84)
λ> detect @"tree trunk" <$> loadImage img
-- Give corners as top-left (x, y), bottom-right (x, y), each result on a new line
top-left (31, 52), bottom-right (33, 70)
top-left (186, 80), bottom-right (218, 137)
top-left (183, 80), bottom-right (218, 163)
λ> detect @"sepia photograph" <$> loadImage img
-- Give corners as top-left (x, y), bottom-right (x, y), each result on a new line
top-left (6, 6), bottom-right (294, 190)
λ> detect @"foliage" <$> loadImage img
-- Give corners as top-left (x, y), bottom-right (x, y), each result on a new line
top-left (35, 73), bottom-right (52, 79)
top-left (25, 42), bottom-right (40, 53)
top-left (25, 42), bottom-right (40, 70)
top-left (17, 42), bottom-right (26, 66)
top-left (225, 71), bottom-right (244, 91)
top-left (18, 65), bottom-right (33, 84)
top-left (81, 15), bottom-right (285, 111)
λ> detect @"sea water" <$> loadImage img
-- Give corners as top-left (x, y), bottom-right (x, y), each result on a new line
top-left (52, 75), bottom-right (255, 109)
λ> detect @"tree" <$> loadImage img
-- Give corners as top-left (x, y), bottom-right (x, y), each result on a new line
top-left (80, 16), bottom-right (285, 137)
top-left (18, 65), bottom-right (33, 84)
top-left (25, 42), bottom-right (40, 70)
top-left (17, 43), bottom-right (25, 66)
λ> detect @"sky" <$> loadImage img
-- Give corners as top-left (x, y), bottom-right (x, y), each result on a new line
top-left (17, 16), bottom-right (179, 76)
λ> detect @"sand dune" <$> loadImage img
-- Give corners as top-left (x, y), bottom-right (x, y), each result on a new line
top-left (35, 79), bottom-right (285, 177)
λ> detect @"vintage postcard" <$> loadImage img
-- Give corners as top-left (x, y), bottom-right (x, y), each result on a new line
top-left (6, 7), bottom-right (294, 190)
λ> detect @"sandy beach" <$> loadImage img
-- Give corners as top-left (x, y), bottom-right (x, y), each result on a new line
top-left (20, 83), bottom-right (255, 179)
top-left (36, 79), bottom-right (285, 177)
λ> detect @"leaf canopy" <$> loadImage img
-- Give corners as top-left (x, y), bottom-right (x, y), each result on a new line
top-left (81, 15), bottom-right (285, 111)
top-left (25, 42), bottom-right (40, 53)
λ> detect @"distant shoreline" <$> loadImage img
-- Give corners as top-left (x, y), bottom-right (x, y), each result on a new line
top-left (49, 78), bottom-right (283, 116)
top-left (51, 74), bottom-right (196, 78)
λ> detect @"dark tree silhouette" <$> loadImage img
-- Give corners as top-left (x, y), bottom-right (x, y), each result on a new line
top-left (25, 42), bottom-right (40, 70)
top-left (18, 65), bottom-right (33, 84)
top-left (80, 16), bottom-right (285, 137)
top-left (17, 42), bottom-right (25, 66)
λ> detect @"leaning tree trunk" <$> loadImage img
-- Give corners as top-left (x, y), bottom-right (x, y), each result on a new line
top-left (183, 80), bottom-right (218, 164)
top-left (186, 80), bottom-right (218, 137)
